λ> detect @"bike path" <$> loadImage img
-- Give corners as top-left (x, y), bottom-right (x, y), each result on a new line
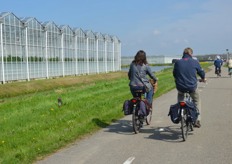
top-left (36, 65), bottom-right (232, 164)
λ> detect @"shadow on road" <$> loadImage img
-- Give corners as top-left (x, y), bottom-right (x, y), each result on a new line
top-left (141, 126), bottom-right (194, 142)
top-left (104, 118), bottom-right (194, 142)
top-left (104, 119), bottom-right (136, 135)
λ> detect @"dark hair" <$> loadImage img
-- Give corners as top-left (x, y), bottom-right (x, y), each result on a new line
top-left (132, 50), bottom-right (148, 65)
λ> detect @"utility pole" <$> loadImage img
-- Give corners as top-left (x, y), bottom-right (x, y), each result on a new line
top-left (226, 49), bottom-right (229, 61)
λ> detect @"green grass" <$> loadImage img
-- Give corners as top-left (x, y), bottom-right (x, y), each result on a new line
top-left (0, 79), bottom-right (130, 163)
top-left (0, 62), bottom-right (212, 163)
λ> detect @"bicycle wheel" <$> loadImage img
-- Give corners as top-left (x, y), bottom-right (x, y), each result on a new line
top-left (146, 108), bottom-right (152, 125)
top-left (180, 109), bottom-right (188, 141)
top-left (132, 107), bottom-right (141, 134)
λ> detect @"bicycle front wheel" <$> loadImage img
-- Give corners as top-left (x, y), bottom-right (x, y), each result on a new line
top-left (146, 108), bottom-right (152, 125)
top-left (132, 108), bottom-right (141, 134)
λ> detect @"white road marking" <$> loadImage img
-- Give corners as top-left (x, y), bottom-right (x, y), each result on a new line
top-left (123, 157), bottom-right (135, 164)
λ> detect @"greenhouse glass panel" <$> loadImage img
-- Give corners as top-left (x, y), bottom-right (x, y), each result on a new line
top-left (60, 25), bottom-right (75, 76)
top-left (95, 32), bottom-right (105, 73)
top-left (74, 28), bottom-right (87, 75)
top-left (22, 17), bottom-right (46, 79)
top-left (0, 12), bottom-right (26, 82)
top-left (104, 34), bottom-right (114, 72)
top-left (43, 21), bottom-right (62, 77)
top-left (112, 36), bottom-right (120, 71)
top-left (86, 30), bottom-right (97, 74)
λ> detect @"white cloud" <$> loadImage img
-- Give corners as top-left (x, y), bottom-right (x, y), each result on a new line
top-left (153, 29), bottom-right (161, 36)
top-left (174, 39), bottom-right (180, 44)
top-left (184, 39), bottom-right (189, 44)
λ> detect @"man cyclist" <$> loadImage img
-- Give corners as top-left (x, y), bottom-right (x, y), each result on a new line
top-left (173, 47), bottom-right (206, 128)
top-left (214, 56), bottom-right (223, 76)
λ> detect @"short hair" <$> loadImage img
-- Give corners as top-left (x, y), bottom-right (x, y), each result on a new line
top-left (183, 47), bottom-right (193, 55)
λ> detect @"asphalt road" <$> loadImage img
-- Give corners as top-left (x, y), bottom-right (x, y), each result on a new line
top-left (36, 66), bottom-right (232, 164)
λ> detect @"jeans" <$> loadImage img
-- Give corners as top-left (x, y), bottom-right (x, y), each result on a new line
top-left (177, 88), bottom-right (201, 121)
top-left (145, 88), bottom-right (154, 105)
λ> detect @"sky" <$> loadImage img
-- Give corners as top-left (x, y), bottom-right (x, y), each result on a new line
top-left (1, 0), bottom-right (232, 57)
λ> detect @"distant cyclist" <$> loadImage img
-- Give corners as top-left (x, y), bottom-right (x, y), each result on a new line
top-left (227, 57), bottom-right (232, 75)
top-left (214, 56), bottom-right (223, 76)
top-left (173, 47), bottom-right (206, 128)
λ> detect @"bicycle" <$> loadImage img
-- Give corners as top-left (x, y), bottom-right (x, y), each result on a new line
top-left (169, 79), bottom-right (204, 141)
top-left (228, 68), bottom-right (232, 78)
top-left (179, 92), bottom-right (198, 141)
top-left (215, 67), bottom-right (221, 77)
top-left (130, 89), bottom-right (152, 134)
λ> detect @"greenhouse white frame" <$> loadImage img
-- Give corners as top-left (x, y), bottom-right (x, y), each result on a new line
top-left (0, 12), bottom-right (121, 84)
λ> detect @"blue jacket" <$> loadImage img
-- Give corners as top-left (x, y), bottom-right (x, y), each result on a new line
top-left (214, 59), bottom-right (223, 68)
top-left (173, 54), bottom-right (205, 92)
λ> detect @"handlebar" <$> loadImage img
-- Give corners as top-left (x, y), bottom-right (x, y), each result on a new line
top-left (199, 78), bottom-right (207, 83)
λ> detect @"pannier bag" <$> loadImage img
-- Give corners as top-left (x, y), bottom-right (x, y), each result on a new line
top-left (168, 103), bottom-right (181, 124)
top-left (185, 101), bottom-right (199, 123)
top-left (122, 99), bottom-right (148, 116)
top-left (168, 102), bottom-right (199, 124)
top-left (122, 100), bottom-right (133, 115)
top-left (138, 100), bottom-right (147, 116)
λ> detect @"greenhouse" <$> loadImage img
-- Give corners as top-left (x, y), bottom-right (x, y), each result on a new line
top-left (0, 12), bottom-right (121, 84)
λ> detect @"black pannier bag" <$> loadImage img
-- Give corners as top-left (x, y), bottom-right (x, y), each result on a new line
top-left (122, 100), bottom-right (133, 115)
top-left (168, 101), bottom-right (199, 124)
top-left (138, 100), bottom-right (147, 116)
top-left (168, 103), bottom-right (181, 124)
top-left (185, 101), bottom-right (199, 123)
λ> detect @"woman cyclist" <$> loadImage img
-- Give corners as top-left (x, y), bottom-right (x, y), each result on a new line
top-left (128, 50), bottom-right (158, 109)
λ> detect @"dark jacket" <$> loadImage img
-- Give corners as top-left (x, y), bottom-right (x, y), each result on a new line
top-left (128, 63), bottom-right (157, 91)
top-left (173, 54), bottom-right (205, 92)
top-left (214, 59), bottom-right (223, 68)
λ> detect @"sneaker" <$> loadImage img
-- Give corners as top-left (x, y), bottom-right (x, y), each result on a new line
top-left (194, 120), bottom-right (201, 128)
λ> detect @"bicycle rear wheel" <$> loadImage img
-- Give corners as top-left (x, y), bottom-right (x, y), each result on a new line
top-left (180, 109), bottom-right (188, 141)
top-left (146, 109), bottom-right (152, 125)
top-left (132, 108), bottom-right (141, 134)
